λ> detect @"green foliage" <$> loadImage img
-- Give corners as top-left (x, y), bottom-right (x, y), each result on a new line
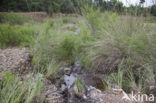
top-left (62, 17), bottom-right (75, 24)
top-left (145, 17), bottom-right (156, 23)
top-left (84, 8), bottom-right (156, 91)
top-left (32, 17), bottom-right (93, 77)
top-left (0, 24), bottom-right (34, 48)
top-left (45, 19), bottom-right (54, 34)
top-left (77, 25), bottom-right (94, 69)
top-left (83, 5), bottom-right (101, 31)
top-left (75, 78), bottom-right (85, 92)
top-left (0, 0), bottom-right (91, 15)
top-left (0, 0), bottom-right (28, 11)
top-left (57, 34), bottom-right (76, 63)
top-left (46, 61), bottom-right (60, 79)
top-left (97, 0), bottom-right (124, 13)
top-left (0, 71), bottom-right (44, 103)
top-left (0, 13), bottom-right (32, 25)
top-left (108, 58), bottom-right (155, 92)
top-left (85, 10), bottom-right (156, 66)
top-left (108, 68), bottom-right (124, 89)
top-left (25, 74), bottom-right (44, 103)
top-left (48, 19), bottom-right (54, 27)
top-left (151, 5), bottom-right (156, 16)
top-left (128, 5), bottom-right (148, 16)
top-left (0, 0), bottom-right (150, 16)
top-left (140, 0), bottom-right (145, 4)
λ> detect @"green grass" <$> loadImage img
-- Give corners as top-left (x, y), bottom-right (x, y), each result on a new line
top-left (0, 71), bottom-right (44, 103)
top-left (0, 24), bottom-right (35, 48)
top-left (75, 78), bottom-right (85, 92)
top-left (145, 17), bottom-right (156, 23)
top-left (0, 13), bottom-right (34, 25)
top-left (82, 7), bottom-right (156, 92)
top-left (31, 16), bottom-right (93, 75)
top-left (0, 11), bottom-right (155, 96)
top-left (61, 16), bottom-right (77, 24)
top-left (46, 61), bottom-right (60, 79)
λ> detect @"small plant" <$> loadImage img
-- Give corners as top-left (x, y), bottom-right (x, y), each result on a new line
top-left (25, 74), bottom-right (44, 103)
top-left (82, 5), bottom-right (101, 31)
top-left (0, 71), bottom-right (44, 103)
top-left (108, 68), bottom-right (124, 89)
top-left (46, 61), bottom-right (60, 79)
top-left (75, 78), bottom-right (85, 92)
top-left (45, 19), bottom-right (54, 34)
top-left (62, 17), bottom-right (75, 24)
top-left (57, 34), bottom-right (76, 63)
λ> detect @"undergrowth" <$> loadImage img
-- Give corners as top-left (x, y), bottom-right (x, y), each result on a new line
top-left (0, 13), bottom-right (34, 25)
top-left (1, 11), bottom-right (155, 94)
top-left (0, 24), bottom-right (35, 48)
top-left (83, 7), bottom-right (156, 92)
top-left (0, 71), bottom-right (44, 103)
top-left (32, 17), bottom-right (93, 78)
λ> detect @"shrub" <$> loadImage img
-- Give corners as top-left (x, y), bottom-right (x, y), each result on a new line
top-left (62, 17), bottom-right (76, 24)
top-left (85, 10), bottom-right (156, 69)
top-left (0, 24), bottom-right (34, 48)
top-left (57, 34), bottom-right (76, 63)
top-left (151, 5), bottom-right (156, 16)
top-left (84, 7), bottom-right (156, 91)
top-left (0, 13), bottom-right (33, 25)
top-left (45, 19), bottom-right (54, 34)
top-left (82, 5), bottom-right (101, 31)
top-left (77, 25), bottom-right (94, 69)
top-left (32, 17), bottom-right (93, 77)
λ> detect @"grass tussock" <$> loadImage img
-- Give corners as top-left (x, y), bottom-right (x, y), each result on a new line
top-left (0, 71), bottom-right (44, 103)
top-left (83, 7), bottom-right (156, 92)
top-left (31, 16), bottom-right (93, 78)
top-left (0, 24), bottom-right (35, 48)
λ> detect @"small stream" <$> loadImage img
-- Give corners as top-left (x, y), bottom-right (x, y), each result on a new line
top-left (63, 27), bottom-right (92, 102)
top-left (53, 26), bottom-right (106, 103)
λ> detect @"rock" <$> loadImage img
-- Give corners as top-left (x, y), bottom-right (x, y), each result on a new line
top-left (61, 84), bottom-right (66, 92)
top-left (64, 67), bottom-right (71, 75)
top-left (64, 74), bottom-right (76, 89)
top-left (87, 86), bottom-right (133, 103)
top-left (64, 67), bottom-right (71, 71)
top-left (0, 47), bottom-right (32, 75)
top-left (78, 73), bottom-right (108, 91)
top-left (44, 79), bottom-right (65, 103)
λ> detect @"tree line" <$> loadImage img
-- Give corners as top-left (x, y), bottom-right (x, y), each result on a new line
top-left (0, 0), bottom-right (156, 16)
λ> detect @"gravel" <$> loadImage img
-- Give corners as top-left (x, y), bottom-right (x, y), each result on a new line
top-left (0, 47), bottom-right (32, 75)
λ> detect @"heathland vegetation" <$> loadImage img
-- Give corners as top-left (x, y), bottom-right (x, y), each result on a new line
top-left (0, 0), bottom-right (156, 103)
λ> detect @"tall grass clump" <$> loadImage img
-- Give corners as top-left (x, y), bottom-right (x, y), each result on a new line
top-left (0, 24), bottom-right (34, 48)
top-left (82, 5), bottom-right (101, 32)
top-left (32, 17), bottom-right (93, 78)
top-left (77, 24), bottom-right (95, 69)
top-left (108, 58), bottom-right (155, 93)
top-left (32, 19), bottom-right (75, 75)
top-left (83, 7), bottom-right (156, 92)
top-left (0, 13), bottom-right (33, 25)
top-left (0, 71), bottom-right (44, 103)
